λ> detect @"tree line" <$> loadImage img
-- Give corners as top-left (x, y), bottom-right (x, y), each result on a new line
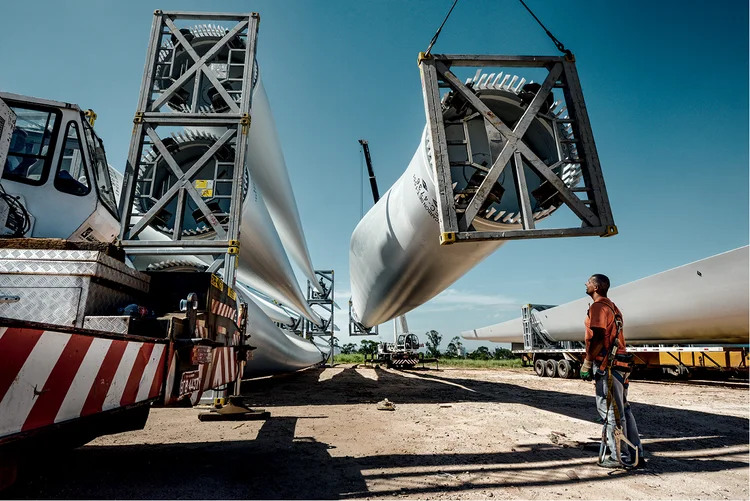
top-left (338, 330), bottom-right (517, 360)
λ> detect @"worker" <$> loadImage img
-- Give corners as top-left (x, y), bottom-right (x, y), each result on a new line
top-left (580, 274), bottom-right (644, 469)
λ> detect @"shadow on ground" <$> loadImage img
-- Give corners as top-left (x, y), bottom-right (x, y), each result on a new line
top-left (4, 416), bottom-right (747, 499)
top-left (4, 367), bottom-right (747, 499)
top-left (241, 366), bottom-right (748, 452)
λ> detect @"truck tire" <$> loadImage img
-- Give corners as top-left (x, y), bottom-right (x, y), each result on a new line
top-left (534, 359), bottom-right (547, 377)
top-left (557, 359), bottom-right (573, 379)
top-left (545, 359), bottom-right (558, 378)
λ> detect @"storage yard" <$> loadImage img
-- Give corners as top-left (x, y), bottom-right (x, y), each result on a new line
top-left (5, 366), bottom-right (748, 500)
top-left (1, 1), bottom-right (748, 498)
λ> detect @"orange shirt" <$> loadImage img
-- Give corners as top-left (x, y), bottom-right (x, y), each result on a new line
top-left (584, 298), bottom-right (625, 362)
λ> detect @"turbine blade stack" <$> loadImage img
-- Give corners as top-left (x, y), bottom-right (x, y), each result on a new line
top-left (246, 79), bottom-right (323, 293)
top-left (235, 286), bottom-right (328, 377)
top-left (463, 247), bottom-right (750, 345)
top-left (235, 282), bottom-right (299, 327)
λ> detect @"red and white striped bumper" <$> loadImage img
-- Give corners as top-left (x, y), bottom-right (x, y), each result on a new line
top-left (0, 326), bottom-right (167, 443)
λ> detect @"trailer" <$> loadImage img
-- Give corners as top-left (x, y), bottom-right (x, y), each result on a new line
top-left (514, 304), bottom-right (749, 379)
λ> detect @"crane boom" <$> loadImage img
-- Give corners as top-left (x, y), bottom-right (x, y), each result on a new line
top-left (358, 139), bottom-right (380, 203)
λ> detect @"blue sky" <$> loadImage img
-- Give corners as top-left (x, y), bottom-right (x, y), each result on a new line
top-left (1, 0), bottom-right (747, 351)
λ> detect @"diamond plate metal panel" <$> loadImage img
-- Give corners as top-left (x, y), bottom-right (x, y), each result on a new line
top-left (0, 250), bottom-right (150, 294)
top-left (0, 274), bottom-right (85, 288)
top-left (0, 286), bottom-right (81, 326)
top-left (0, 249), bottom-right (103, 261)
top-left (0, 268), bottom-right (142, 327)
top-left (92, 262), bottom-right (149, 293)
top-left (98, 253), bottom-right (151, 282)
top-left (84, 316), bottom-right (131, 334)
top-left (0, 260), bottom-right (100, 275)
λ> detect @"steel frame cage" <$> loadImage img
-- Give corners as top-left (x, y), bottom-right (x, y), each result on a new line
top-left (301, 270), bottom-right (335, 365)
top-left (118, 10), bottom-right (260, 288)
top-left (348, 302), bottom-right (379, 337)
top-left (418, 53), bottom-right (617, 245)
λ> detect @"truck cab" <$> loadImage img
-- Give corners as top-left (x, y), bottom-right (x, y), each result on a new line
top-left (0, 93), bottom-right (120, 242)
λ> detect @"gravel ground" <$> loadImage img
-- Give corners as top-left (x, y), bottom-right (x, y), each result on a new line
top-left (5, 366), bottom-right (749, 500)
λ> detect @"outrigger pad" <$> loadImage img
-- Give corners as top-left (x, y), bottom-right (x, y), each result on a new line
top-left (197, 396), bottom-right (270, 421)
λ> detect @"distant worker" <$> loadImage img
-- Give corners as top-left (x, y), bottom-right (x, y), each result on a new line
top-left (580, 274), bottom-right (644, 469)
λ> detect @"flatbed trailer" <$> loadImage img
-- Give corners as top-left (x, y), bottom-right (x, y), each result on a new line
top-left (515, 344), bottom-right (749, 378)
top-left (513, 306), bottom-right (749, 378)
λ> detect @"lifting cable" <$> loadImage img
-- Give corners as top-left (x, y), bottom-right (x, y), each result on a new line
top-left (518, 0), bottom-right (574, 60)
top-left (424, 0), bottom-right (460, 57)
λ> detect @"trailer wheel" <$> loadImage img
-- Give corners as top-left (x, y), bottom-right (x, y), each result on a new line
top-left (545, 359), bottom-right (559, 378)
top-left (534, 359), bottom-right (547, 377)
top-left (557, 360), bottom-right (573, 379)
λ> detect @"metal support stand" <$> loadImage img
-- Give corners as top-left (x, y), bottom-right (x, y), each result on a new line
top-left (522, 303), bottom-right (584, 352)
top-left (418, 53), bottom-right (617, 244)
top-left (118, 10), bottom-right (260, 288)
top-left (304, 270), bottom-right (335, 366)
top-left (348, 300), bottom-right (378, 336)
top-left (200, 295), bottom-right (269, 421)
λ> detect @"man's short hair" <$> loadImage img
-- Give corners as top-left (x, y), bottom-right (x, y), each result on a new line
top-left (590, 274), bottom-right (610, 294)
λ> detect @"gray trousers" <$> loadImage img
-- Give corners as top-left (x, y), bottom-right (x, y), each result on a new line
top-left (594, 365), bottom-right (643, 462)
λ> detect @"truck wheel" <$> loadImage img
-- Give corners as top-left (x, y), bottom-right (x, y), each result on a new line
top-left (557, 360), bottom-right (573, 379)
top-left (534, 359), bottom-right (547, 377)
top-left (545, 359), bottom-right (559, 378)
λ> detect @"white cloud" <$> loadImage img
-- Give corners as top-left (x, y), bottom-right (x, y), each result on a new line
top-left (413, 288), bottom-right (520, 313)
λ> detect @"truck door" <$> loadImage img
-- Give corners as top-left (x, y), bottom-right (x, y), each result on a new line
top-left (1, 101), bottom-right (101, 238)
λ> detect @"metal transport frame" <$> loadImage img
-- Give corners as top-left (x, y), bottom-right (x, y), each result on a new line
top-left (418, 53), bottom-right (617, 245)
top-left (118, 10), bottom-right (260, 288)
top-left (302, 270), bottom-right (335, 365)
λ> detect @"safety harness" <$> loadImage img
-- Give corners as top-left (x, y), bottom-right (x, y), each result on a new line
top-left (595, 303), bottom-right (640, 469)
top-left (593, 301), bottom-right (629, 372)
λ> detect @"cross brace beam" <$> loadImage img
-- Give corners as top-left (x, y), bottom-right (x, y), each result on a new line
top-left (418, 53), bottom-right (617, 245)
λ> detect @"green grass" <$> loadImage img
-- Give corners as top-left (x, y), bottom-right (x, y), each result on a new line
top-left (437, 358), bottom-right (524, 369)
top-left (334, 353), bottom-right (365, 363)
top-left (332, 353), bottom-right (524, 369)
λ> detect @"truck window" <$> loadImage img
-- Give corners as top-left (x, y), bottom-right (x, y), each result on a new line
top-left (2, 106), bottom-right (59, 185)
top-left (81, 118), bottom-right (118, 217)
top-left (54, 121), bottom-right (91, 196)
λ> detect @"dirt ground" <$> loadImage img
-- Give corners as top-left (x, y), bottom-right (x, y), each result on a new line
top-left (5, 365), bottom-right (749, 500)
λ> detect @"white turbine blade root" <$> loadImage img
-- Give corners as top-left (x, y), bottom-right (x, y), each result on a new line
top-left (349, 74), bottom-right (576, 328)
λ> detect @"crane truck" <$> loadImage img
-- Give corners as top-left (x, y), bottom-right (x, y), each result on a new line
top-left (0, 10), bottom-right (268, 489)
top-left (0, 91), bottom-right (252, 489)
